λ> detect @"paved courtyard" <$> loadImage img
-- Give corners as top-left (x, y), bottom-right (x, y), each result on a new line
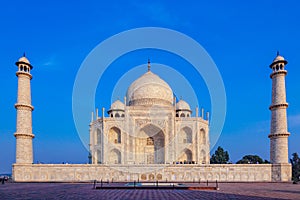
top-left (0, 182), bottom-right (299, 200)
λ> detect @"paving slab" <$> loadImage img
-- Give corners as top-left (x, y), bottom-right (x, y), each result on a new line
top-left (0, 182), bottom-right (299, 200)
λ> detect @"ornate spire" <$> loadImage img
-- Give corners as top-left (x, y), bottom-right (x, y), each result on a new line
top-left (147, 59), bottom-right (151, 72)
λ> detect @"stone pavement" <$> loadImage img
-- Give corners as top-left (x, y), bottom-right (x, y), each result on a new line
top-left (0, 182), bottom-right (299, 200)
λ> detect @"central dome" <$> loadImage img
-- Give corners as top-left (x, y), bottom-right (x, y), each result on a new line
top-left (126, 71), bottom-right (173, 106)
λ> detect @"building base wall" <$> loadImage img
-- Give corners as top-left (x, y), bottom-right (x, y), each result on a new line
top-left (12, 163), bottom-right (291, 182)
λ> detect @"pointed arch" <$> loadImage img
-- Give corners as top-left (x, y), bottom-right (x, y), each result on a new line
top-left (138, 123), bottom-right (165, 164)
top-left (200, 128), bottom-right (206, 144)
top-left (179, 127), bottom-right (192, 143)
top-left (109, 127), bottom-right (121, 144)
top-left (178, 148), bottom-right (193, 163)
top-left (97, 129), bottom-right (101, 145)
top-left (97, 149), bottom-right (101, 164)
top-left (109, 148), bottom-right (121, 164)
top-left (200, 150), bottom-right (206, 164)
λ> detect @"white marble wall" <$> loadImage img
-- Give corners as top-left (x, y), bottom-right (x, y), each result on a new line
top-left (13, 163), bottom-right (291, 182)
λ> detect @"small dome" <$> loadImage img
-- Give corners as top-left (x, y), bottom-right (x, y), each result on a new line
top-left (18, 56), bottom-right (30, 64)
top-left (270, 53), bottom-right (287, 68)
top-left (126, 71), bottom-right (173, 106)
top-left (176, 100), bottom-right (191, 111)
top-left (16, 55), bottom-right (33, 69)
top-left (110, 100), bottom-right (125, 111)
top-left (273, 55), bottom-right (285, 63)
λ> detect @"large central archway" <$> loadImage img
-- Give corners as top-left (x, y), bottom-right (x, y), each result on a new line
top-left (136, 124), bottom-right (165, 164)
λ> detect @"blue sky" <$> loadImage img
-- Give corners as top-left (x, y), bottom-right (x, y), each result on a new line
top-left (0, 1), bottom-right (300, 173)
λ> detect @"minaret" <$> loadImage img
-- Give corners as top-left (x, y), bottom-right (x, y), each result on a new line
top-left (269, 52), bottom-right (290, 164)
top-left (14, 54), bottom-right (35, 164)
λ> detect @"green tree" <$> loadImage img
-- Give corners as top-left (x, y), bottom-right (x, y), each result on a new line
top-left (290, 153), bottom-right (300, 182)
top-left (263, 159), bottom-right (270, 164)
top-left (236, 155), bottom-right (267, 164)
top-left (210, 146), bottom-right (229, 164)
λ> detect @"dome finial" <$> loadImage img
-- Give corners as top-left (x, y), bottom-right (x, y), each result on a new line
top-left (277, 50), bottom-right (280, 56)
top-left (147, 59), bottom-right (151, 72)
top-left (23, 52), bottom-right (26, 57)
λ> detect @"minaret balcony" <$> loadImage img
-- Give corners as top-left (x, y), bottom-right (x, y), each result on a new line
top-left (268, 132), bottom-right (290, 138)
top-left (14, 103), bottom-right (34, 110)
top-left (269, 103), bottom-right (288, 110)
top-left (16, 71), bottom-right (32, 79)
top-left (270, 70), bottom-right (287, 79)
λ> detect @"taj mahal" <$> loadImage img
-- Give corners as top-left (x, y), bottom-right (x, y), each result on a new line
top-left (89, 61), bottom-right (210, 166)
top-left (12, 54), bottom-right (291, 182)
